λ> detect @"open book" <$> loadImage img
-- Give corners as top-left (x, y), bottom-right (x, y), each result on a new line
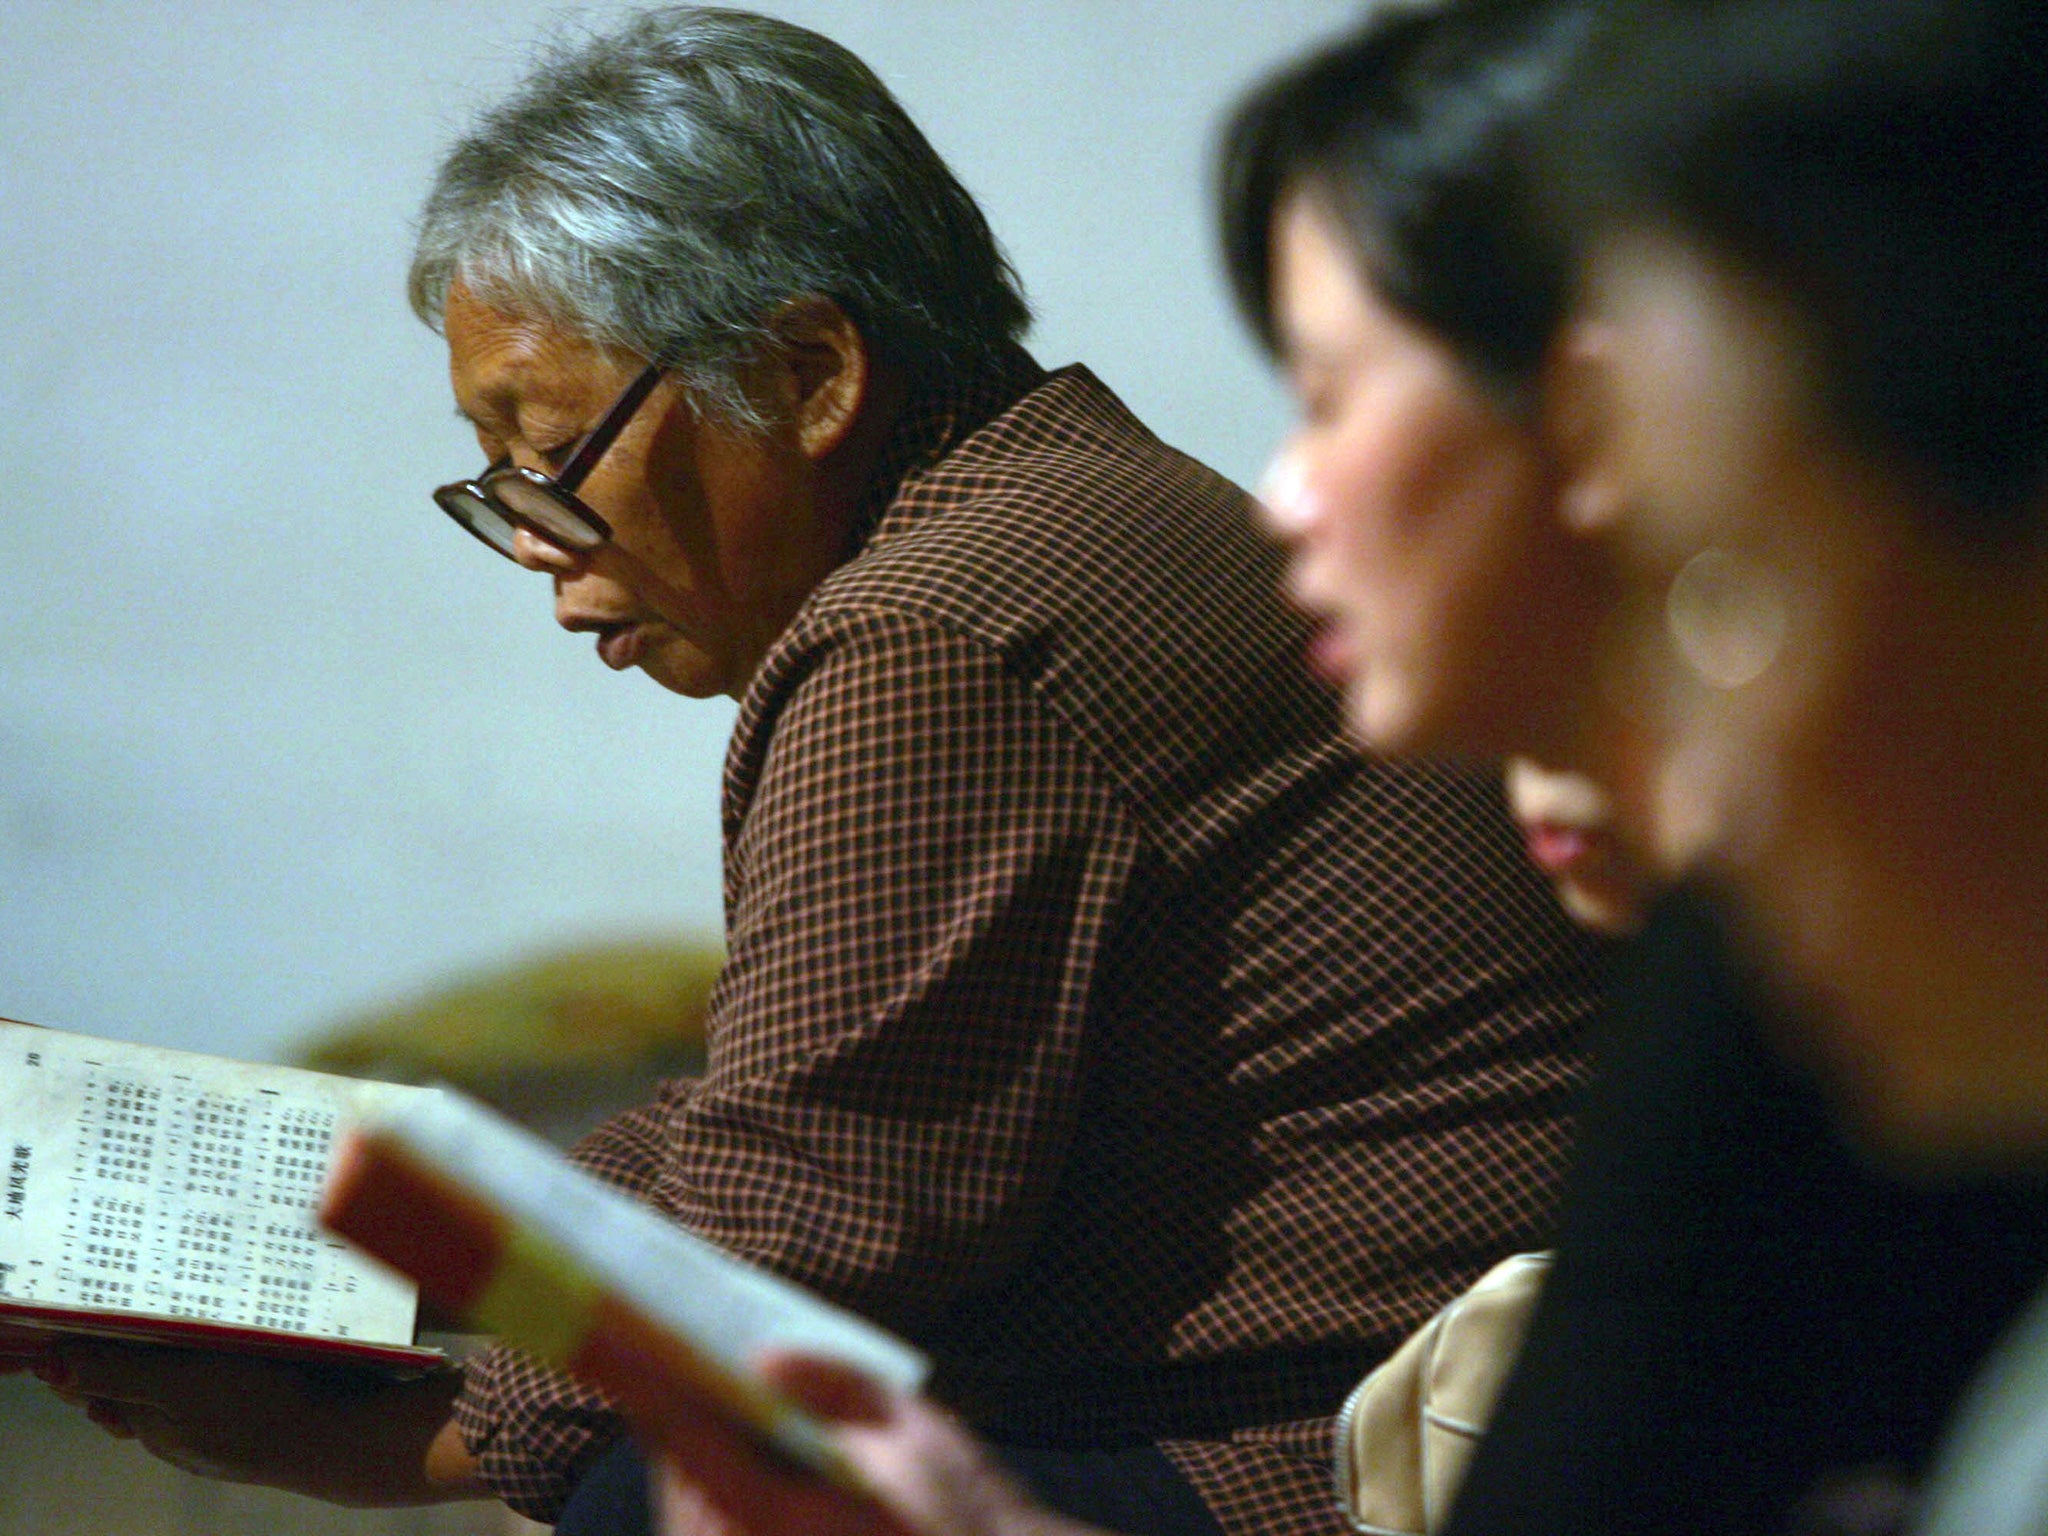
top-left (0, 1017), bottom-right (439, 1371)
top-left (318, 1087), bottom-right (929, 1486)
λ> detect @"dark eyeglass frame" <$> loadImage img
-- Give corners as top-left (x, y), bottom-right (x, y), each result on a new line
top-left (433, 358), bottom-right (667, 561)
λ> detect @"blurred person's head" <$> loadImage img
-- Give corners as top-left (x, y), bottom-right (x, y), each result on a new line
top-left (1219, 0), bottom-right (1615, 765)
top-left (1542, 0), bottom-right (2048, 1161)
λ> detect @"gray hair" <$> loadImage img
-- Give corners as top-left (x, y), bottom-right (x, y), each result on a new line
top-left (408, 6), bottom-right (1032, 427)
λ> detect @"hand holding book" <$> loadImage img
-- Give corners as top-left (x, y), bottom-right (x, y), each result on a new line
top-left (28, 1338), bottom-right (480, 1505)
top-left (643, 1351), bottom-right (1105, 1536)
top-left (0, 1015), bottom-right (480, 1505)
top-left (318, 1090), bottom-right (1103, 1536)
top-left (318, 1088), bottom-right (930, 1495)
top-left (0, 1318), bottom-right (50, 1369)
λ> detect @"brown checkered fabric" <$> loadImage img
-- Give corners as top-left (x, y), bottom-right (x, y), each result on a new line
top-left (454, 356), bottom-right (1600, 1534)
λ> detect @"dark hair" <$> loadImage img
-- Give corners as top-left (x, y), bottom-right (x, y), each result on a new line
top-left (1217, 0), bottom-right (1591, 404)
top-left (1544, 0), bottom-right (2048, 542)
top-left (410, 6), bottom-right (1030, 427)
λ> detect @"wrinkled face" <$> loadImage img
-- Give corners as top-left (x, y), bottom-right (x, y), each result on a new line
top-left (1575, 230), bottom-right (2048, 1160)
top-left (443, 284), bottom-right (844, 699)
top-left (1258, 190), bottom-right (1605, 761)
top-left (1504, 758), bottom-right (1652, 936)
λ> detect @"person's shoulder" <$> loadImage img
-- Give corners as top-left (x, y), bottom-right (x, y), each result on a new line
top-left (932, 365), bottom-right (1222, 480)
top-left (772, 367), bottom-right (1343, 848)
top-left (815, 365), bottom-right (1294, 674)
top-left (917, 364), bottom-right (1249, 535)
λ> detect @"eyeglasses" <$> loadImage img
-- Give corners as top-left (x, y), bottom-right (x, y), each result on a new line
top-left (434, 359), bottom-right (666, 561)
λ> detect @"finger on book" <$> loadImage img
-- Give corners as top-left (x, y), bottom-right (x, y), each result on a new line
top-left (650, 1439), bottom-right (908, 1536)
top-left (85, 1396), bottom-right (139, 1439)
top-left (0, 1341), bottom-right (52, 1370)
top-left (754, 1351), bottom-right (893, 1426)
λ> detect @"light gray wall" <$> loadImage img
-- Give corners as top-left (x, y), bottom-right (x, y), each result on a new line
top-left (0, 0), bottom-right (1357, 1065)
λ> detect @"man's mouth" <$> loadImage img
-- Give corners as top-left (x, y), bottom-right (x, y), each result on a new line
top-left (596, 624), bottom-right (648, 671)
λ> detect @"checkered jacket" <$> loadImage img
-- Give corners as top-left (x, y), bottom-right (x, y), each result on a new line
top-left (454, 355), bottom-right (1598, 1535)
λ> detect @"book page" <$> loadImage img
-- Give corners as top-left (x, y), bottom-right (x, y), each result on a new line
top-left (0, 1020), bottom-right (421, 1345)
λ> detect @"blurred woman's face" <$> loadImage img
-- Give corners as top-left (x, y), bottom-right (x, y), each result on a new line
top-left (1258, 189), bottom-right (1606, 762)
top-left (1573, 229), bottom-right (2048, 1160)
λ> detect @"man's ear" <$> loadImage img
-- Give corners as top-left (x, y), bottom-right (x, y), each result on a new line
top-left (1542, 319), bottom-right (1627, 536)
top-left (765, 296), bottom-right (870, 461)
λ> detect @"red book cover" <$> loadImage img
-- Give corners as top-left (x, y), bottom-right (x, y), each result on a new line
top-left (0, 1298), bottom-right (440, 1373)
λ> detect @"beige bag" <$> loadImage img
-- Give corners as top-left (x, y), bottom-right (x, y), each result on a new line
top-left (1333, 1251), bottom-right (1551, 1536)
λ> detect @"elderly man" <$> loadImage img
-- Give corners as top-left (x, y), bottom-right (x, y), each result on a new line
top-left (40, 10), bottom-right (1597, 1536)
